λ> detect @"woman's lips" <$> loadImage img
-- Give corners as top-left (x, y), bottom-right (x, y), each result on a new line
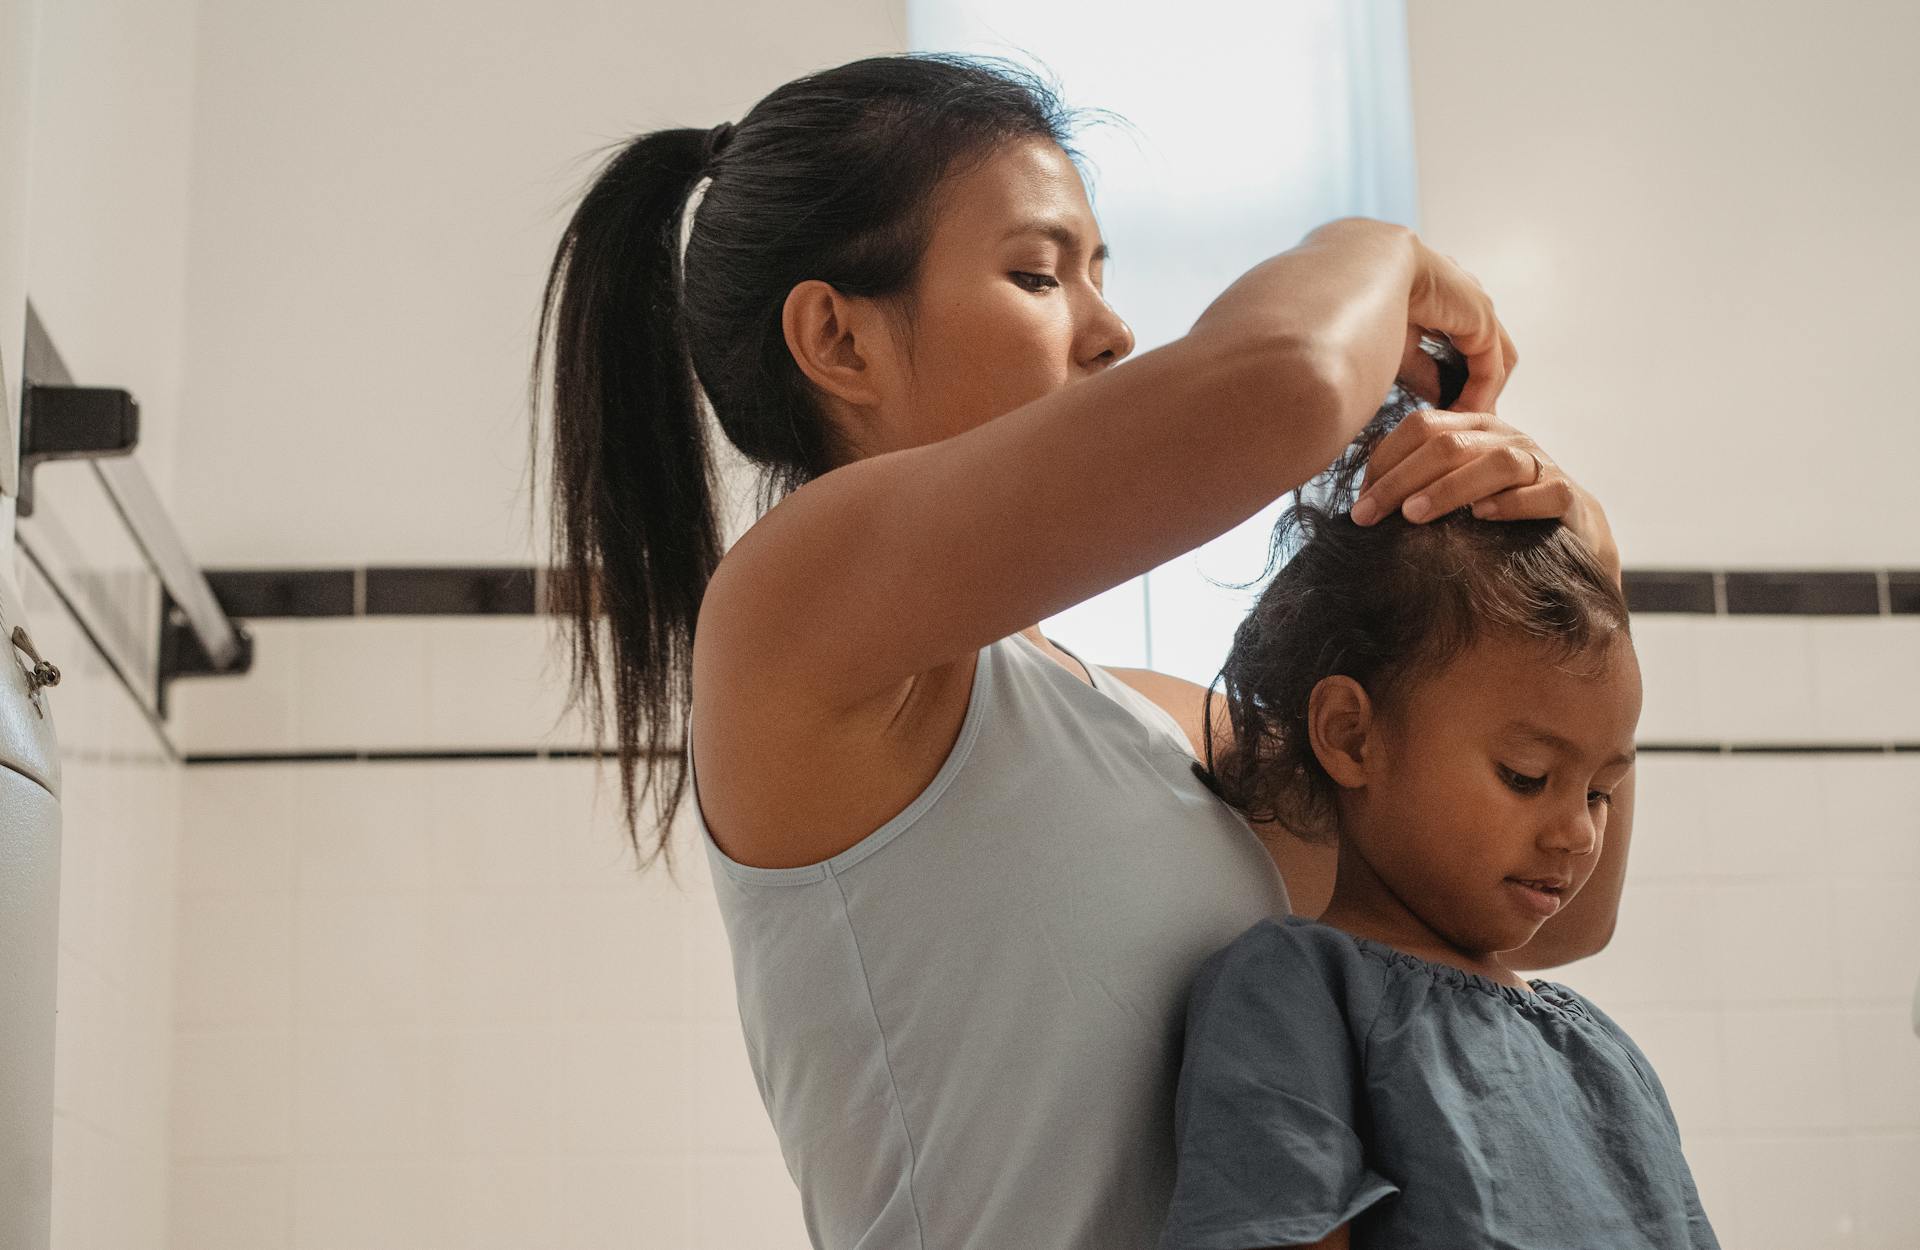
top-left (1505, 877), bottom-right (1564, 917)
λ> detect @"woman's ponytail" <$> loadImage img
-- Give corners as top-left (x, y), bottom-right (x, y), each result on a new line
top-left (529, 55), bottom-right (1097, 873)
top-left (530, 126), bottom-right (720, 874)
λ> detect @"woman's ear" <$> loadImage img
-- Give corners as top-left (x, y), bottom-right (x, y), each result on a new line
top-left (1307, 675), bottom-right (1374, 790)
top-left (781, 278), bottom-right (895, 411)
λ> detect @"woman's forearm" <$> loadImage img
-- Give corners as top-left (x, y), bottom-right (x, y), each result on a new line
top-left (1191, 218), bottom-right (1420, 448)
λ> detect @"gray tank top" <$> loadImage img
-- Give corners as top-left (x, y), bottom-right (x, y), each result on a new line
top-left (686, 631), bottom-right (1291, 1249)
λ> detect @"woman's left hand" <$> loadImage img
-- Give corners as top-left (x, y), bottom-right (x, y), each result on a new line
top-left (1348, 409), bottom-right (1622, 586)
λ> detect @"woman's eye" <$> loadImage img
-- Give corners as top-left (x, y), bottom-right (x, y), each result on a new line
top-left (1589, 790), bottom-right (1614, 809)
top-left (1499, 765), bottom-right (1546, 795)
top-left (1011, 271), bottom-right (1059, 292)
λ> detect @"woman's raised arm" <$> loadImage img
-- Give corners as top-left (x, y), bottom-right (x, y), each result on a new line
top-left (698, 219), bottom-right (1516, 721)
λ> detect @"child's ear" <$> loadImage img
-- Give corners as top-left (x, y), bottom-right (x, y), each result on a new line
top-left (1307, 675), bottom-right (1374, 790)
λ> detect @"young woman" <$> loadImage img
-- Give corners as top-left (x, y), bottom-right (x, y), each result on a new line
top-left (531, 52), bottom-right (1628, 1250)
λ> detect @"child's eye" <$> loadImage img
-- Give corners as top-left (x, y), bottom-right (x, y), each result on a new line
top-left (1499, 765), bottom-right (1546, 795)
top-left (1502, 765), bottom-right (1614, 809)
top-left (1011, 271), bottom-right (1059, 292)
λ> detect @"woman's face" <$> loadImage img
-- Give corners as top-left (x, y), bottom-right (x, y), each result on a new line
top-left (861, 135), bottom-right (1137, 450)
top-left (1324, 631), bottom-right (1643, 961)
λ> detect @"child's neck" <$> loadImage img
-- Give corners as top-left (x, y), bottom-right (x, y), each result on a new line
top-left (1314, 842), bottom-right (1535, 992)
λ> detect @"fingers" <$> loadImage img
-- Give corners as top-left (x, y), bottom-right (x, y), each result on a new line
top-left (1453, 326), bottom-right (1508, 415)
top-left (1472, 322), bottom-right (1520, 414)
top-left (1354, 422), bottom-right (1562, 526)
top-left (1408, 244), bottom-right (1514, 414)
top-left (1357, 407), bottom-right (1491, 497)
top-left (1396, 325), bottom-right (1443, 406)
top-left (1468, 478), bottom-right (1571, 521)
top-left (1432, 252), bottom-right (1505, 410)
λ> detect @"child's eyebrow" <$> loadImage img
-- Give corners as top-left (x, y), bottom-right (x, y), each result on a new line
top-left (1503, 720), bottom-right (1636, 769)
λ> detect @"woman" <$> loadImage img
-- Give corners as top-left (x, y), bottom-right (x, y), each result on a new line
top-left (530, 52), bottom-right (1628, 1250)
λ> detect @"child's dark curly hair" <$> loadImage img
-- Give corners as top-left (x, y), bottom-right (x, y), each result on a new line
top-left (1192, 343), bottom-right (1632, 844)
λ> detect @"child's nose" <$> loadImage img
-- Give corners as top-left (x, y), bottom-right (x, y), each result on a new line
top-left (1537, 803), bottom-right (1601, 858)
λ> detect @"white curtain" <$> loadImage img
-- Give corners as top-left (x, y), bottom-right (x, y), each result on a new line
top-left (908, 0), bottom-right (1418, 681)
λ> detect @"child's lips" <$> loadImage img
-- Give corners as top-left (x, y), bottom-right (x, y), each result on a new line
top-left (1505, 877), bottom-right (1565, 916)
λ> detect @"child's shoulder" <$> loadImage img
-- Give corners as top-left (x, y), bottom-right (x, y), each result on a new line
top-left (1204, 913), bottom-right (1381, 969)
top-left (1200, 914), bottom-right (1357, 973)
top-left (1205, 913), bottom-right (1390, 971)
top-left (1187, 915), bottom-right (1389, 1026)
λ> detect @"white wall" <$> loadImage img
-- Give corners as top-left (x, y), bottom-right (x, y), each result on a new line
top-left (156, 590), bottom-right (1920, 1250)
top-left (156, 2), bottom-right (908, 1247)
top-left (1404, 1), bottom-right (1920, 568)
top-left (3, 0), bottom-right (201, 1245)
top-left (168, 754), bottom-right (797, 1249)
top-left (1406, 6), bottom-right (1920, 1246)
top-left (20, 0), bottom-right (200, 503)
top-left (7, 0), bottom-right (907, 1244)
top-left (13, 545), bottom-right (184, 1250)
top-left (171, 0), bottom-right (907, 567)
top-left (0, 0), bottom-right (38, 509)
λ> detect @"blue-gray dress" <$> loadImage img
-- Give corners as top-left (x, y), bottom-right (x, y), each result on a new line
top-left (1158, 915), bottom-right (1721, 1250)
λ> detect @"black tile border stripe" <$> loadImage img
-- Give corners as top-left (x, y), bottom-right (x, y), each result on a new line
top-left (1619, 571), bottom-right (1716, 615)
top-left (364, 567), bottom-right (536, 615)
top-left (1722, 571), bottom-right (1881, 615)
top-left (203, 569), bottom-right (356, 617)
top-left (185, 747), bottom-right (651, 764)
top-left (204, 566), bottom-right (1920, 619)
top-left (180, 742), bottom-right (1920, 765)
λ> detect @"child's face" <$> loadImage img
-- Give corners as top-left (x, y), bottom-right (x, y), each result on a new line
top-left (1329, 631), bottom-right (1643, 958)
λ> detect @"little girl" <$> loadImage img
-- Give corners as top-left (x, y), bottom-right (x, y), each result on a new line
top-left (1156, 384), bottom-right (1722, 1250)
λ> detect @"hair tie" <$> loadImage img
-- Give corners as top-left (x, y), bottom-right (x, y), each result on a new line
top-left (701, 121), bottom-right (736, 167)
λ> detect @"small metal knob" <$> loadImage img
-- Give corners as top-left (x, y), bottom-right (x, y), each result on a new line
top-left (11, 625), bottom-right (61, 691)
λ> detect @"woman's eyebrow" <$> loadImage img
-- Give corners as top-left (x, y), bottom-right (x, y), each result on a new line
top-left (1503, 720), bottom-right (1636, 769)
top-left (999, 219), bottom-right (1111, 263)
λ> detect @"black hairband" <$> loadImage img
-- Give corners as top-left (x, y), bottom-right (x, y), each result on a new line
top-left (702, 121), bottom-right (736, 166)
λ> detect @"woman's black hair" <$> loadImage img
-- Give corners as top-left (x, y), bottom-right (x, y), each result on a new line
top-left (1193, 351), bottom-right (1633, 844)
top-left (528, 53), bottom-right (1118, 873)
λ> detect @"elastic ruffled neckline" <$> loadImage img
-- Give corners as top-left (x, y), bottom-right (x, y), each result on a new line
top-left (1283, 916), bottom-right (1591, 1020)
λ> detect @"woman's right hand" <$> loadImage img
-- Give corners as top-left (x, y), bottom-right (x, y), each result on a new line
top-left (1395, 232), bottom-right (1518, 414)
top-left (1199, 217), bottom-right (1517, 423)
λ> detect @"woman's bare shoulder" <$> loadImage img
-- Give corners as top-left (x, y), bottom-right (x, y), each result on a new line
top-left (691, 576), bottom-right (982, 871)
top-left (1102, 666), bottom-right (1218, 759)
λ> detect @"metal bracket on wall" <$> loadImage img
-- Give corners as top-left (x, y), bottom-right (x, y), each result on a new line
top-left (15, 381), bottom-right (139, 518)
top-left (19, 302), bottom-right (253, 722)
top-left (157, 587), bottom-right (253, 720)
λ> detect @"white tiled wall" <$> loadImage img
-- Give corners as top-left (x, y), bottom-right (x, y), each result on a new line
top-left (166, 616), bottom-right (601, 757)
top-left (147, 606), bottom-right (1920, 1249)
top-left (14, 547), bottom-right (182, 1250)
top-left (17, 545), bottom-right (1920, 1249)
top-left (1557, 751), bottom-right (1920, 1249)
top-left (167, 755), bottom-right (801, 1250)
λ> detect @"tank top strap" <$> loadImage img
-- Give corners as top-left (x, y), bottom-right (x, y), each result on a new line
top-left (1009, 632), bottom-right (1197, 757)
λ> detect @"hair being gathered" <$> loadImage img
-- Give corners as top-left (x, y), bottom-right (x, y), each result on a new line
top-left (1192, 356), bottom-right (1632, 844)
top-left (528, 53), bottom-right (1118, 873)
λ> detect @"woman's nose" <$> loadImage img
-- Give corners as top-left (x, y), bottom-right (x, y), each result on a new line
top-left (1084, 295), bottom-right (1134, 368)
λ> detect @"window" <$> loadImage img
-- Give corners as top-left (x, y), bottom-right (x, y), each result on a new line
top-left (909, 0), bottom-right (1418, 683)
